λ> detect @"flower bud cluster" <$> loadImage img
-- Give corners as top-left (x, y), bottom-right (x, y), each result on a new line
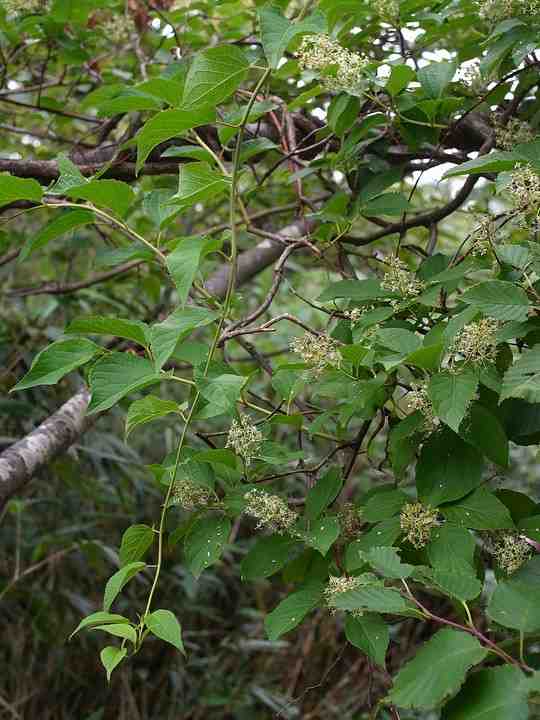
top-left (451, 318), bottom-right (499, 365)
top-left (101, 13), bottom-right (137, 45)
top-left (172, 479), bottom-right (215, 511)
top-left (344, 307), bottom-right (364, 323)
top-left (324, 575), bottom-right (361, 605)
top-left (243, 488), bottom-right (298, 533)
top-left (371, 0), bottom-right (400, 23)
top-left (337, 502), bottom-right (363, 541)
top-left (290, 332), bottom-right (341, 374)
top-left (226, 414), bottom-right (263, 467)
top-left (407, 384), bottom-right (439, 432)
top-left (487, 532), bottom-right (532, 575)
top-left (297, 34), bottom-right (369, 95)
top-left (400, 502), bottom-right (439, 548)
top-left (507, 163), bottom-right (540, 216)
top-left (495, 118), bottom-right (535, 151)
top-left (479, 0), bottom-right (540, 20)
top-left (470, 216), bottom-right (496, 256)
top-left (3, 0), bottom-right (47, 15)
top-left (381, 256), bottom-right (424, 297)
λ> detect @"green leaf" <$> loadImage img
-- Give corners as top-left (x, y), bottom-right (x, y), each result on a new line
top-left (258, 6), bottom-right (326, 68)
top-left (92, 623), bottom-right (137, 644)
top-left (197, 374), bottom-right (246, 418)
top-left (100, 646), bottom-right (127, 683)
top-left (66, 316), bottom-right (149, 347)
top-left (305, 467), bottom-right (343, 520)
top-left (442, 666), bottom-right (529, 720)
top-left (0, 174), bottom-right (42, 207)
top-left (103, 561), bottom-right (146, 612)
top-left (345, 519), bottom-right (402, 570)
top-left (428, 370), bottom-right (478, 432)
top-left (518, 515), bottom-right (540, 541)
top-left (96, 91), bottom-right (162, 117)
top-left (376, 328), bottom-right (422, 355)
top-left (442, 151), bottom-right (518, 179)
top-left (238, 137), bottom-right (279, 162)
top-left (318, 279), bottom-right (390, 302)
top-left (145, 609), bottom-right (185, 653)
top-left (388, 413), bottom-right (424, 477)
top-left (363, 488), bottom-right (409, 522)
top-left (87, 353), bottom-right (161, 415)
top-left (441, 488), bottom-right (514, 530)
top-left (330, 585), bottom-right (411, 614)
top-left (387, 629), bottom-right (488, 710)
top-left (418, 61), bottom-right (456, 98)
top-left (430, 557), bottom-right (482, 602)
top-left (70, 611), bottom-right (130, 639)
top-left (365, 546), bottom-right (414, 579)
top-left (327, 94), bottom-right (360, 136)
top-left (459, 402), bottom-right (509, 467)
top-left (488, 578), bottom-right (540, 632)
top-left (461, 281), bottom-right (529, 322)
top-left (169, 163), bottom-right (230, 214)
top-left (345, 613), bottom-right (389, 667)
top-left (166, 235), bottom-right (220, 307)
top-left (119, 524), bottom-right (154, 566)
top-left (361, 192), bottom-right (410, 217)
top-left (298, 516), bottom-right (340, 556)
top-left (67, 180), bottom-right (135, 218)
top-left (501, 345), bottom-right (540, 404)
top-left (264, 582), bottom-right (324, 640)
top-left (241, 535), bottom-right (299, 580)
top-left (416, 430), bottom-right (484, 506)
top-left (137, 78), bottom-right (184, 106)
top-left (184, 515), bottom-right (231, 578)
top-left (11, 338), bottom-right (99, 391)
top-left (385, 64), bottom-right (416, 96)
top-left (183, 46), bottom-right (249, 107)
top-left (19, 209), bottom-right (94, 261)
top-left (135, 106), bottom-right (216, 174)
top-left (125, 396), bottom-right (181, 440)
top-left (428, 524), bottom-right (476, 567)
top-left (150, 306), bottom-right (218, 371)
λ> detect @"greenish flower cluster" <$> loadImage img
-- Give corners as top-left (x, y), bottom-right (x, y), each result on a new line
top-left (226, 414), bottom-right (263, 466)
top-left (297, 34), bottom-right (369, 95)
top-left (488, 533), bottom-right (533, 574)
top-left (451, 318), bottom-right (499, 365)
top-left (381, 256), bottom-right (424, 298)
top-left (290, 332), bottom-right (341, 374)
top-left (243, 488), bottom-right (298, 533)
top-left (400, 502), bottom-right (439, 548)
top-left (171, 479), bottom-right (215, 511)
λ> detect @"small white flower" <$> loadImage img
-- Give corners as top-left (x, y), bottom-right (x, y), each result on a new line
top-left (243, 488), bottom-right (297, 533)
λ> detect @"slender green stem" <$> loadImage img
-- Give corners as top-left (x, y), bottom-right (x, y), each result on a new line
top-left (44, 199), bottom-right (167, 263)
top-left (138, 65), bottom-right (271, 635)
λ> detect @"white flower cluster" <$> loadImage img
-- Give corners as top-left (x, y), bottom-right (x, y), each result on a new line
top-left (381, 256), bottom-right (424, 297)
top-left (470, 216), bottom-right (496, 257)
top-left (324, 575), bottom-right (361, 604)
top-left (101, 13), bottom-right (137, 45)
top-left (407, 383), bottom-right (439, 432)
top-left (487, 532), bottom-right (532, 575)
top-left (344, 307), bottom-right (364, 323)
top-left (451, 318), bottom-right (499, 365)
top-left (337, 502), bottom-right (363, 541)
top-left (371, 0), bottom-right (400, 23)
top-left (495, 118), bottom-right (535, 151)
top-left (290, 332), bottom-right (341, 374)
top-left (479, 0), bottom-right (540, 20)
top-left (171, 479), bottom-right (215, 511)
top-left (2, 0), bottom-right (47, 15)
top-left (297, 34), bottom-right (369, 95)
top-left (226, 414), bottom-right (263, 466)
top-left (400, 502), bottom-right (439, 548)
top-left (507, 163), bottom-right (540, 217)
top-left (243, 488), bottom-right (298, 534)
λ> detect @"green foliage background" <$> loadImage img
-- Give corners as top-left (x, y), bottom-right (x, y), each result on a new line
top-left (1, 0), bottom-right (540, 718)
